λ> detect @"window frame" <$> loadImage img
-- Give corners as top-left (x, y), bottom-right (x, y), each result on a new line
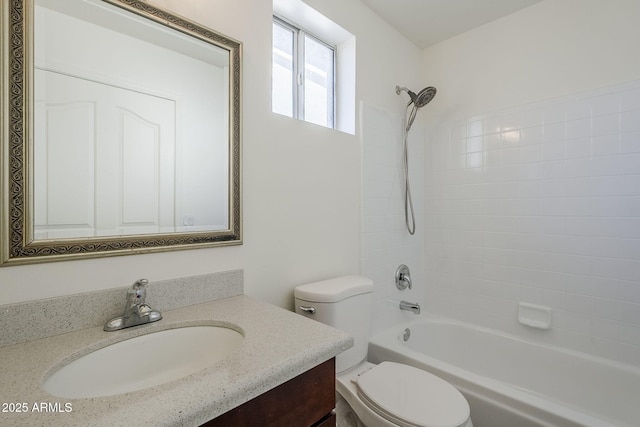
top-left (272, 15), bottom-right (336, 128)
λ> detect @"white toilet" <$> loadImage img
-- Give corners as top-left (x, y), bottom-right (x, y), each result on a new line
top-left (294, 275), bottom-right (472, 427)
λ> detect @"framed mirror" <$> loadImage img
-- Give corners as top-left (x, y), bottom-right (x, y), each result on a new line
top-left (1, 0), bottom-right (242, 266)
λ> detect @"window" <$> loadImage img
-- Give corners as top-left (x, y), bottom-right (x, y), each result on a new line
top-left (272, 16), bottom-right (335, 128)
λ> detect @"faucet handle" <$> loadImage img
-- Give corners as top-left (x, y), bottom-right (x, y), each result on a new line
top-left (127, 278), bottom-right (149, 302)
top-left (395, 265), bottom-right (412, 290)
top-left (133, 278), bottom-right (149, 289)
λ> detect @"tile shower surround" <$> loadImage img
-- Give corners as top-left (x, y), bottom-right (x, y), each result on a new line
top-left (361, 104), bottom-right (426, 333)
top-left (424, 80), bottom-right (640, 366)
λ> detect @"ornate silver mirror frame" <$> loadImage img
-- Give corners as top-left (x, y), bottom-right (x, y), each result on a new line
top-left (1, 0), bottom-right (242, 266)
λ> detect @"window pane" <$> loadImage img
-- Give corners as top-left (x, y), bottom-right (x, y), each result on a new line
top-left (272, 22), bottom-right (294, 117)
top-left (303, 35), bottom-right (334, 127)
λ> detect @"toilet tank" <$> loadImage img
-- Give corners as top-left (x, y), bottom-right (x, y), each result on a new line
top-left (294, 276), bottom-right (373, 373)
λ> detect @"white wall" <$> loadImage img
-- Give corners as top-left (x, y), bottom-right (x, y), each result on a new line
top-left (0, 0), bottom-right (420, 312)
top-left (421, 0), bottom-right (640, 365)
top-left (422, 0), bottom-right (640, 121)
top-left (301, 0), bottom-right (427, 333)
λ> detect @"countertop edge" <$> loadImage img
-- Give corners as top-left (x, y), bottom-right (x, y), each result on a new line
top-left (0, 295), bottom-right (353, 427)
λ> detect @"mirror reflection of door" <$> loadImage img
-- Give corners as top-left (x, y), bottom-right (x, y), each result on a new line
top-left (32, 0), bottom-right (231, 241)
top-left (34, 70), bottom-right (176, 239)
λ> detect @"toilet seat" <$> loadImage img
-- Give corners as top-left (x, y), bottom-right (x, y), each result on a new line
top-left (355, 361), bottom-right (470, 427)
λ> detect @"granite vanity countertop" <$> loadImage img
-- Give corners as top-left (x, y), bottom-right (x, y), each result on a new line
top-left (0, 295), bottom-right (352, 427)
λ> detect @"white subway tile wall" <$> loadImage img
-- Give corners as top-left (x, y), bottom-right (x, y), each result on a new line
top-left (361, 104), bottom-right (426, 334)
top-left (425, 80), bottom-right (640, 365)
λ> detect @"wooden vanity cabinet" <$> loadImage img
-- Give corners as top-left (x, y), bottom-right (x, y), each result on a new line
top-left (203, 358), bottom-right (336, 427)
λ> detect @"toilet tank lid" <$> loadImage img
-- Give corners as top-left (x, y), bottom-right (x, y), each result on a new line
top-left (294, 275), bottom-right (373, 302)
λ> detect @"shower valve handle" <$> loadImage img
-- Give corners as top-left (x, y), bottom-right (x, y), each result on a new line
top-left (395, 264), bottom-right (412, 290)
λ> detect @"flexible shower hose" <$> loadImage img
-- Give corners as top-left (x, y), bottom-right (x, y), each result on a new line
top-left (403, 103), bottom-right (418, 235)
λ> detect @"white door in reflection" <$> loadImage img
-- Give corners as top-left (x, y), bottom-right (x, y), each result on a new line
top-left (34, 70), bottom-right (176, 239)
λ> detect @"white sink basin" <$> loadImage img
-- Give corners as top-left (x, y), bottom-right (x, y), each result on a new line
top-left (43, 325), bottom-right (244, 398)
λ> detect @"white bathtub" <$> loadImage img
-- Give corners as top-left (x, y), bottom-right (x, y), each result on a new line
top-left (368, 316), bottom-right (640, 427)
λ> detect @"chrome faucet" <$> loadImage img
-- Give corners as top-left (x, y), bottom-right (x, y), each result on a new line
top-left (399, 300), bottom-right (421, 314)
top-left (395, 264), bottom-right (412, 290)
top-left (104, 279), bottom-right (162, 331)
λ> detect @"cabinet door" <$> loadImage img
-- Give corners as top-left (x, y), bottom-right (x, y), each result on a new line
top-left (204, 358), bottom-right (335, 427)
top-left (316, 413), bottom-right (337, 427)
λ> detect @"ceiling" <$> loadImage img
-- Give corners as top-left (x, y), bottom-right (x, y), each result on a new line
top-left (359, 0), bottom-right (543, 49)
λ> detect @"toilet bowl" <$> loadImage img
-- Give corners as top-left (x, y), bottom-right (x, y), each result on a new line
top-left (336, 361), bottom-right (472, 427)
top-left (294, 276), bottom-right (472, 427)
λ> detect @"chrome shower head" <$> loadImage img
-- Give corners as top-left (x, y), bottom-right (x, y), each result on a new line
top-left (413, 86), bottom-right (437, 108)
top-left (395, 85), bottom-right (437, 109)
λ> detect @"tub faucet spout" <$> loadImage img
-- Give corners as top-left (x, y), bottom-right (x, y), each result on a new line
top-left (400, 300), bottom-right (421, 314)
